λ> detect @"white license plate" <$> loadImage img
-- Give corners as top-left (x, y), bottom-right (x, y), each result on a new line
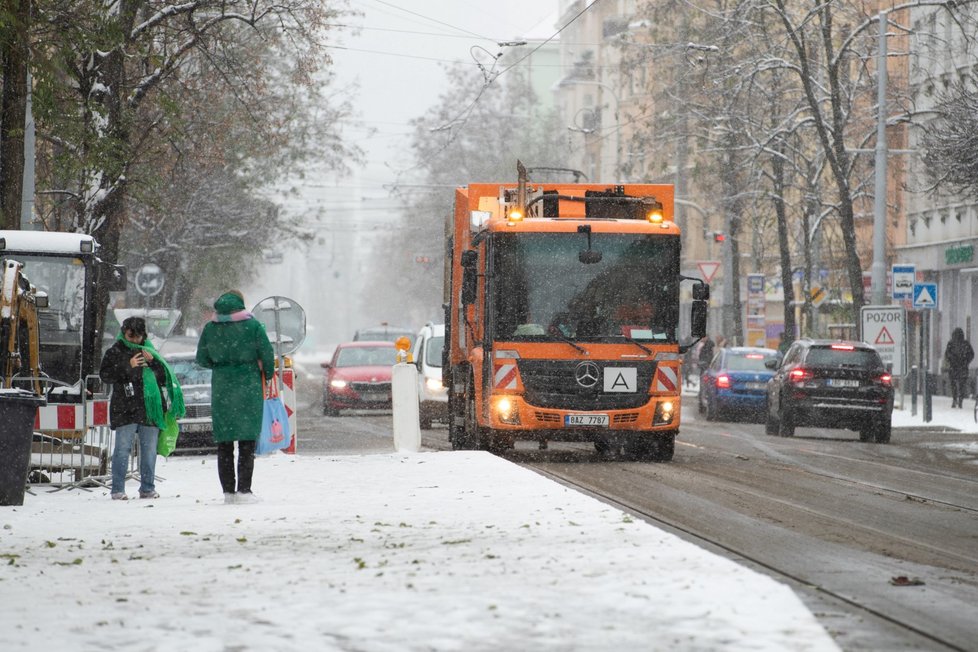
top-left (360, 393), bottom-right (389, 402)
top-left (179, 421), bottom-right (211, 433)
top-left (827, 378), bottom-right (859, 388)
top-left (745, 382), bottom-right (767, 390)
top-left (564, 414), bottom-right (609, 427)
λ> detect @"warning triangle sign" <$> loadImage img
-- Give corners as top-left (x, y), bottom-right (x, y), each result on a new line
top-left (916, 287), bottom-right (935, 306)
top-left (697, 261), bottom-right (721, 283)
top-left (875, 326), bottom-right (895, 345)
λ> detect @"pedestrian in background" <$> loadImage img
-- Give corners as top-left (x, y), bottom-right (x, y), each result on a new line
top-left (100, 317), bottom-right (184, 500)
top-left (195, 290), bottom-right (274, 503)
top-left (698, 336), bottom-right (716, 371)
top-left (944, 327), bottom-right (974, 408)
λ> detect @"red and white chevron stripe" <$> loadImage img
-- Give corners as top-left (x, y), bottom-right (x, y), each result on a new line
top-left (34, 401), bottom-right (110, 431)
top-left (280, 367), bottom-right (297, 454)
top-left (494, 363), bottom-right (518, 389)
top-left (653, 365), bottom-right (679, 393)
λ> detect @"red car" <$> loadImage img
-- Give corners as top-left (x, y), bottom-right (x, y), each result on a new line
top-left (321, 341), bottom-right (397, 415)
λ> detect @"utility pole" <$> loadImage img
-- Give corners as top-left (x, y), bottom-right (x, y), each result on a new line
top-left (871, 10), bottom-right (889, 307)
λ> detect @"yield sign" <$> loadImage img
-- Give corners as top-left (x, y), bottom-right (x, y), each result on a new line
top-left (697, 260), bottom-right (721, 283)
top-left (874, 326), bottom-right (895, 345)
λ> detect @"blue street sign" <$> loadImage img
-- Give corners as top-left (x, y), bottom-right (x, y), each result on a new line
top-left (913, 282), bottom-right (938, 310)
top-left (892, 264), bottom-right (915, 299)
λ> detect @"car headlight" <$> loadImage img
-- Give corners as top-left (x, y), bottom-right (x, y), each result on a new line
top-left (330, 379), bottom-right (348, 389)
top-left (425, 377), bottom-right (444, 391)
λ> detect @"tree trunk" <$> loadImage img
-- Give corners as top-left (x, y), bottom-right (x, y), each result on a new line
top-left (0, 0), bottom-right (31, 230)
top-left (771, 145), bottom-right (796, 343)
top-left (87, 46), bottom-right (130, 339)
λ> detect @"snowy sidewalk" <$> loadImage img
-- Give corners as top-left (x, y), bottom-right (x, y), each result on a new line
top-left (1, 452), bottom-right (838, 651)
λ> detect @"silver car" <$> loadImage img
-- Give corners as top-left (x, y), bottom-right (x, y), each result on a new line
top-left (164, 351), bottom-right (215, 454)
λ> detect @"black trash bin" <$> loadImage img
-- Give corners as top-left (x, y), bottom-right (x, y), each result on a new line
top-left (0, 389), bottom-right (46, 506)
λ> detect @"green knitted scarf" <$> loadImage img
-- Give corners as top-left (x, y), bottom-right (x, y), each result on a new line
top-left (116, 333), bottom-right (186, 428)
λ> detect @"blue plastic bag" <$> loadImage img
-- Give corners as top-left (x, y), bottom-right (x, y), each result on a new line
top-left (257, 375), bottom-right (291, 455)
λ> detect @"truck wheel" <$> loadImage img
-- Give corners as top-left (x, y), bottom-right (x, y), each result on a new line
top-left (623, 437), bottom-right (651, 461)
top-left (454, 376), bottom-right (481, 450)
top-left (650, 434), bottom-right (675, 462)
top-left (594, 440), bottom-right (614, 456)
top-left (419, 410), bottom-right (433, 430)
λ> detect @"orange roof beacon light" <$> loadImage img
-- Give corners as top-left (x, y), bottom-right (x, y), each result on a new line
top-left (646, 199), bottom-right (665, 223)
top-left (394, 336), bottom-right (413, 363)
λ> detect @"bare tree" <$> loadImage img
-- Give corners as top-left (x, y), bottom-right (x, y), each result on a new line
top-left (27, 0), bottom-right (352, 329)
top-left (921, 81), bottom-right (978, 200)
top-left (360, 64), bottom-right (572, 325)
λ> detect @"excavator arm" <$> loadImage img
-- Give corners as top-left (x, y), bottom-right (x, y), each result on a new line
top-left (1, 259), bottom-right (44, 395)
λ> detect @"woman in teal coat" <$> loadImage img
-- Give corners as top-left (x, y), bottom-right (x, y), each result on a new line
top-left (196, 291), bottom-right (275, 503)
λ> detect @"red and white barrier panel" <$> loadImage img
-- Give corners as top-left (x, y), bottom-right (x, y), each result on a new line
top-left (34, 401), bottom-right (110, 431)
top-left (280, 367), bottom-right (297, 454)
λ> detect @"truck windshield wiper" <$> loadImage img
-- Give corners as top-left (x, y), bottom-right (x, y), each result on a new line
top-left (548, 326), bottom-right (588, 354)
top-left (621, 334), bottom-right (654, 356)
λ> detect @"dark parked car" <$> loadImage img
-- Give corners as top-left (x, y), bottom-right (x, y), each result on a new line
top-left (698, 347), bottom-right (779, 421)
top-left (765, 339), bottom-right (893, 443)
top-left (322, 341), bottom-right (397, 415)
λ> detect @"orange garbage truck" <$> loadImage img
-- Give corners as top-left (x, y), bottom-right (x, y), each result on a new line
top-left (443, 163), bottom-right (709, 461)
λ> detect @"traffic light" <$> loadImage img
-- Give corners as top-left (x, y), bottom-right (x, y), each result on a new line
top-left (707, 231), bottom-right (726, 243)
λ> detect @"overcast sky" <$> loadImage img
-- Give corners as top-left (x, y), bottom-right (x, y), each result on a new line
top-left (250, 2), bottom-right (560, 348)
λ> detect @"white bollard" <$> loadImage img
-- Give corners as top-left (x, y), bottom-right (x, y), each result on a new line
top-left (391, 361), bottom-right (421, 452)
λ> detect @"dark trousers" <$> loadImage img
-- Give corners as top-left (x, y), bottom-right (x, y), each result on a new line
top-left (217, 440), bottom-right (256, 493)
top-left (950, 375), bottom-right (969, 408)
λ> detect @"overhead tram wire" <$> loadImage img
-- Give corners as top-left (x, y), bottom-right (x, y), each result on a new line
top-left (495, 0), bottom-right (606, 78)
top-left (364, 0), bottom-right (495, 41)
top-left (428, 0), bottom-right (607, 138)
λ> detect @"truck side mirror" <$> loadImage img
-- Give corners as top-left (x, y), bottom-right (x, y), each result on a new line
top-left (461, 250), bottom-right (478, 304)
top-left (690, 300), bottom-right (707, 339)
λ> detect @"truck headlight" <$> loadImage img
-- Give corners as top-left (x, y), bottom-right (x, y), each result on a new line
top-left (494, 396), bottom-right (520, 425)
top-left (653, 400), bottom-right (675, 425)
top-left (425, 377), bottom-right (444, 391)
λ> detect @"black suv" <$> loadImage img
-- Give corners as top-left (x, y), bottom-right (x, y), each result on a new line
top-left (765, 339), bottom-right (893, 443)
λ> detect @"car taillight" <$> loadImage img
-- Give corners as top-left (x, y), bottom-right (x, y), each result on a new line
top-left (830, 343), bottom-right (855, 351)
top-left (877, 373), bottom-right (892, 386)
top-left (716, 374), bottom-right (731, 389)
top-left (789, 368), bottom-right (811, 383)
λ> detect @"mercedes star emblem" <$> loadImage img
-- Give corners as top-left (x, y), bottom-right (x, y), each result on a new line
top-left (575, 361), bottom-right (600, 388)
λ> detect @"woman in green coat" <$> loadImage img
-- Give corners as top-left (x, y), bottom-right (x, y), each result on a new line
top-left (196, 291), bottom-right (275, 504)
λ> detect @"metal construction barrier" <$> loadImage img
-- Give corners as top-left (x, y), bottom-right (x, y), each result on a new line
top-left (25, 374), bottom-right (118, 490)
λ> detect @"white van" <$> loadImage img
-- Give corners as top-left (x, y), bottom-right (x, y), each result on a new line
top-left (413, 323), bottom-right (447, 429)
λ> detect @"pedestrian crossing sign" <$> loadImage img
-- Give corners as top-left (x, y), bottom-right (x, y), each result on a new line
top-left (912, 283), bottom-right (938, 310)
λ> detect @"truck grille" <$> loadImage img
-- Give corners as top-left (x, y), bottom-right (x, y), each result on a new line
top-left (517, 360), bottom-right (656, 410)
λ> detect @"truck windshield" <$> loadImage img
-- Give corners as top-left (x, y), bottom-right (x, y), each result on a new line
top-left (491, 233), bottom-right (680, 343)
top-left (6, 254), bottom-right (88, 384)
